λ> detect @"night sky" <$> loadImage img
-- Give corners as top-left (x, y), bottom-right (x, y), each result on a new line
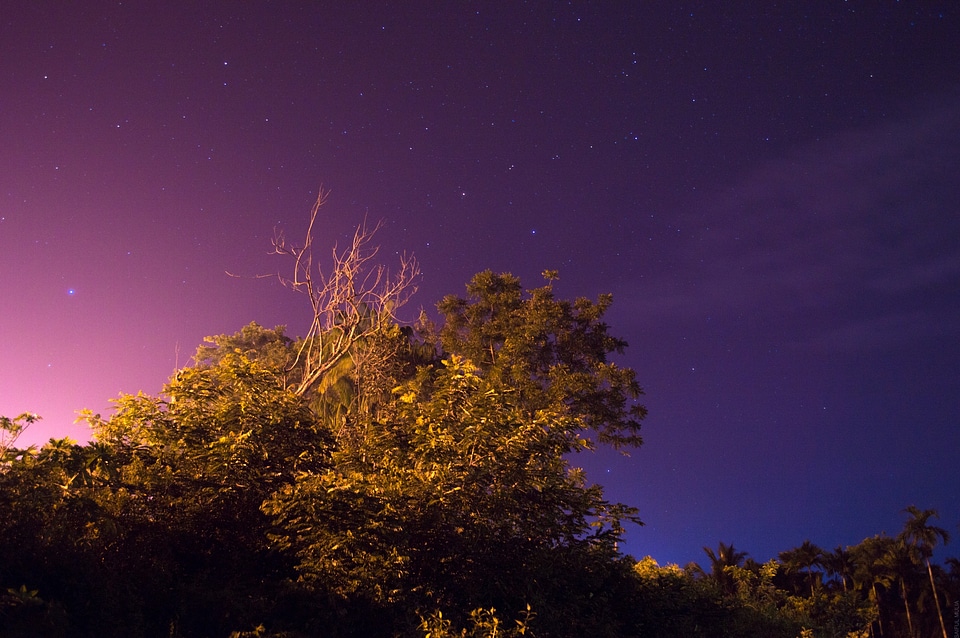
top-left (2, 3), bottom-right (959, 568)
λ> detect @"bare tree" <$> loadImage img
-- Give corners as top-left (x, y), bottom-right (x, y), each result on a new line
top-left (270, 188), bottom-right (419, 398)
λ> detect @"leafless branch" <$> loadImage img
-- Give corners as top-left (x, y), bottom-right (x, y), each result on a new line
top-left (271, 187), bottom-right (419, 397)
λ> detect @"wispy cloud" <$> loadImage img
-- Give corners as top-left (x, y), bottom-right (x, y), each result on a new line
top-left (633, 98), bottom-right (960, 353)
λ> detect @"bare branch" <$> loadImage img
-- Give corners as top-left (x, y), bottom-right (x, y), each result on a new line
top-left (271, 188), bottom-right (420, 397)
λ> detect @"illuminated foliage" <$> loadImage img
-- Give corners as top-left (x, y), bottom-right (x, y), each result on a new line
top-left (437, 270), bottom-right (646, 449)
top-left (261, 270), bottom-right (648, 633)
top-left (0, 412), bottom-right (38, 466)
top-left (265, 354), bottom-right (638, 613)
top-left (0, 269), bottom-right (948, 637)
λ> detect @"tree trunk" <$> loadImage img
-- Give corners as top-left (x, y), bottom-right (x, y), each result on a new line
top-left (925, 557), bottom-right (948, 638)
top-left (899, 578), bottom-right (914, 638)
top-left (871, 583), bottom-right (883, 638)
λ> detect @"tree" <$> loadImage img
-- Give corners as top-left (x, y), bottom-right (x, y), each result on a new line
top-left (632, 556), bottom-right (794, 638)
top-left (3, 198), bottom-right (653, 635)
top-left (0, 430), bottom-right (170, 635)
top-left (779, 540), bottom-right (824, 597)
top-left (436, 269), bottom-right (646, 449)
top-left (900, 505), bottom-right (950, 638)
top-left (850, 535), bottom-right (900, 638)
top-left (73, 338), bottom-right (334, 636)
top-left (882, 538), bottom-right (919, 638)
top-left (823, 546), bottom-right (854, 593)
top-left (263, 270), bottom-right (647, 634)
top-left (266, 188), bottom-right (419, 399)
top-left (698, 541), bottom-right (749, 595)
top-left (86, 339), bottom-right (329, 498)
top-left (0, 413), bottom-right (38, 467)
top-left (238, 196), bottom-right (647, 631)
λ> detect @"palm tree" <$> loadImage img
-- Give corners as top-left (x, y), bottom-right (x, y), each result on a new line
top-left (823, 545), bottom-right (854, 592)
top-left (851, 535), bottom-right (896, 638)
top-left (779, 540), bottom-right (824, 596)
top-left (882, 538), bottom-right (918, 638)
top-left (700, 541), bottom-right (748, 595)
top-left (900, 505), bottom-right (950, 638)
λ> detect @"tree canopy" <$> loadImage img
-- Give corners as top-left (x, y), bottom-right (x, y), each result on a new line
top-left (1, 212), bottom-right (955, 637)
top-left (0, 261), bottom-right (654, 636)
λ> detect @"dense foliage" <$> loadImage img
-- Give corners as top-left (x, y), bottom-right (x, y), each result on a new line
top-left (1, 272), bottom-right (956, 637)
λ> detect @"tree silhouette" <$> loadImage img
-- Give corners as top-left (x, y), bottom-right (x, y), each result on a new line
top-left (823, 545), bottom-right (854, 592)
top-left (851, 535), bottom-right (896, 638)
top-left (779, 540), bottom-right (824, 597)
top-left (900, 505), bottom-right (950, 638)
top-left (700, 541), bottom-right (748, 595)
top-left (880, 538), bottom-right (919, 638)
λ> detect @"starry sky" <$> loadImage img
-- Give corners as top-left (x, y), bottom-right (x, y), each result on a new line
top-left (2, 3), bottom-right (959, 567)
